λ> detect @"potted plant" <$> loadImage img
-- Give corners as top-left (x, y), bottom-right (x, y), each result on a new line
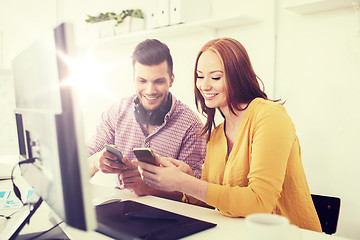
top-left (85, 9), bottom-right (144, 38)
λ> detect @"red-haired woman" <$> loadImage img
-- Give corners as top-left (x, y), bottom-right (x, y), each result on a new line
top-left (135, 37), bottom-right (322, 232)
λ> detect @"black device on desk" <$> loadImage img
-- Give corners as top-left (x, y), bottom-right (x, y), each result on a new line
top-left (4, 22), bottom-right (216, 240)
top-left (96, 200), bottom-right (216, 240)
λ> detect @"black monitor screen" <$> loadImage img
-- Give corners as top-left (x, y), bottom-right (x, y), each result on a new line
top-left (8, 23), bottom-right (96, 239)
top-left (14, 113), bottom-right (26, 158)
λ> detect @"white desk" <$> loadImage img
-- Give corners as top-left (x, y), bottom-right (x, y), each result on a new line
top-left (72, 184), bottom-right (354, 240)
top-left (0, 157), bottom-right (354, 240)
top-left (8, 183), bottom-right (350, 240)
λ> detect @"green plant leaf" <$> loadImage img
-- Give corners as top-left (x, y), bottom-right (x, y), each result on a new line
top-left (85, 9), bottom-right (144, 25)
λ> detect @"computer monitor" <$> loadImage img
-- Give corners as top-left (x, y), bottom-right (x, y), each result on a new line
top-left (5, 22), bottom-right (216, 240)
top-left (3, 22), bottom-right (96, 239)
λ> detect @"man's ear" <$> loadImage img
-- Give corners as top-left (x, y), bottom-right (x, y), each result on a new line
top-left (169, 73), bottom-right (175, 87)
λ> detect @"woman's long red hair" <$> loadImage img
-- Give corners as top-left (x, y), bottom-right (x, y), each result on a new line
top-left (194, 38), bottom-right (280, 141)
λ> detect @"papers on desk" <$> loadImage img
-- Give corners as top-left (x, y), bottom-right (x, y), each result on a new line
top-left (0, 190), bottom-right (34, 209)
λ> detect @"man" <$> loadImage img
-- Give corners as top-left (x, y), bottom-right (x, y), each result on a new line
top-left (87, 39), bottom-right (206, 201)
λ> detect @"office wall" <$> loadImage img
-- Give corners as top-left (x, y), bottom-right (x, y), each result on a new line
top-left (276, 1), bottom-right (360, 239)
top-left (1, 0), bottom-right (359, 239)
top-left (0, 0), bottom-right (58, 155)
top-left (56, 0), bottom-right (275, 141)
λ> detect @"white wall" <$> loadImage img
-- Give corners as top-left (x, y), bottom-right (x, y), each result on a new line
top-left (0, 0), bottom-right (58, 155)
top-left (59, 0), bottom-right (276, 141)
top-left (276, 1), bottom-right (360, 238)
top-left (0, 0), bottom-right (58, 68)
top-left (1, 0), bottom-right (359, 239)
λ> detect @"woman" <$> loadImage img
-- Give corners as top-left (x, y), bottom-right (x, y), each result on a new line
top-left (135, 37), bottom-right (322, 232)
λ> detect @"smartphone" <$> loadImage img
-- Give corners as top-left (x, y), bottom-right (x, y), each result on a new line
top-left (105, 144), bottom-right (124, 165)
top-left (133, 148), bottom-right (157, 166)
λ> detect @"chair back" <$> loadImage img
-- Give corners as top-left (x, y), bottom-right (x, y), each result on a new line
top-left (311, 194), bottom-right (340, 235)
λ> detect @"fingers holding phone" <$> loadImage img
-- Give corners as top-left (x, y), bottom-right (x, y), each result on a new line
top-left (96, 145), bottom-right (128, 174)
top-left (160, 157), bottom-right (194, 176)
top-left (105, 144), bottom-right (124, 164)
top-left (136, 159), bottom-right (186, 193)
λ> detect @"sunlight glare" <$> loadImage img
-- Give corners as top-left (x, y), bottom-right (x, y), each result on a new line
top-left (57, 48), bottom-right (119, 104)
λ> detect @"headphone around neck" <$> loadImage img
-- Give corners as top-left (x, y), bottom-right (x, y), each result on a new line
top-left (133, 93), bottom-right (172, 126)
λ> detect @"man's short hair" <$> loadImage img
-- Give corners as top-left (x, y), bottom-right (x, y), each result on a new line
top-left (132, 39), bottom-right (173, 77)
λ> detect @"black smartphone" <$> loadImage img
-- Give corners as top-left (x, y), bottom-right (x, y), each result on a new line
top-left (133, 148), bottom-right (157, 166)
top-left (105, 144), bottom-right (124, 165)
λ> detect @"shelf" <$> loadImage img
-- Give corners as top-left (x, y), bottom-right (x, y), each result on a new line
top-left (285, 0), bottom-right (355, 15)
top-left (88, 14), bottom-right (261, 49)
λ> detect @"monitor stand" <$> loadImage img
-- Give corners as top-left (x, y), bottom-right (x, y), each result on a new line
top-left (0, 193), bottom-right (69, 240)
top-left (15, 225), bottom-right (70, 240)
top-left (15, 208), bottom-right (70, 240)
top-left (1, 193), bottom-right (42, 240)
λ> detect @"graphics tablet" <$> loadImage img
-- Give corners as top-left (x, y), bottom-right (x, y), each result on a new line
top-left (96, 200), bottom-right (216, 240)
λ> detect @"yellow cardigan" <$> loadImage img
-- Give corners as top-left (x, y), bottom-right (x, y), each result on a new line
top-left (186, 98), bottom-right (321, 232)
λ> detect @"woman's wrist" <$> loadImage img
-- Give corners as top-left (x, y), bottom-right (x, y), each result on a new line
top-left (178, 172), bottom-right (208, 202)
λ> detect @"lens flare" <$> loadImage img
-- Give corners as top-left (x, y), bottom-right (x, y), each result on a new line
top-left (57, 47), bottom-right (119, 105)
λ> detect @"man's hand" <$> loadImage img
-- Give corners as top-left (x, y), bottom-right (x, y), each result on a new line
top-left (88, 147), bottom-right (129, 177)
top-left (117, 158), bottom-right (153, 196)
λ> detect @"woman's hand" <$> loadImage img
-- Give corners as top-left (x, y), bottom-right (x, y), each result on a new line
top-left (134, 156), bottom-right (189, 192)
top-left (135, 156), bottom-right (209, 202)
top-left (158, 157), bottom-right (195, 176)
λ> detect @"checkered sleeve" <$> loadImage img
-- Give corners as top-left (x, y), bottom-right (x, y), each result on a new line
top-left (87, 103), bottom-right (118, 156)
top-left (177, 121), bottom-right (207, 179)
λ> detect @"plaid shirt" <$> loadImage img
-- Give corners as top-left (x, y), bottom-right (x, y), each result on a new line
top-left (88, 94), bottom-right (206, 178)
